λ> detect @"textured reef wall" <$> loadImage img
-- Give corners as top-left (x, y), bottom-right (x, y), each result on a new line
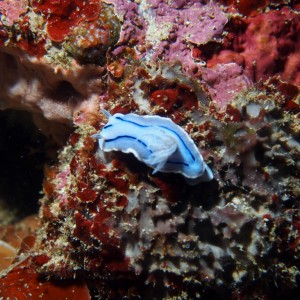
top-left (0, 0), bottom-right (299, 299)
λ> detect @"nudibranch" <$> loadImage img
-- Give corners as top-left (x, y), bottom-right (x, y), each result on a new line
top-left (92, 110), bottom-right (213, 184)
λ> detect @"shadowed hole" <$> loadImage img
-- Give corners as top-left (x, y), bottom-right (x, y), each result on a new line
top-left (0, 109), bottom-right (55, 223)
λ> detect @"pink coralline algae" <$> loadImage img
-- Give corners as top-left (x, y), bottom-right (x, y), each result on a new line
top-left (217, 0), bottom-right (299, 16)
top-left (0, 0), bottom-right (27, 26)
top-left (0, 0), bottom-right (299, 299)
top-left (241, 7), bottom-right (300, 85)
top-left (108, 0), bottom-right (251, 106)
top-left (209, 6), bottom-right (300, 86)
top-left (201, 62), bottom-right (251, 107)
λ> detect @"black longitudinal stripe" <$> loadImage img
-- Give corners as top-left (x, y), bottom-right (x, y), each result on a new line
top-left (103, 124), bottom-right (113, 129)
top-left (115, 116), bottom-right (196, 161)
top-left (105, 136), bottom-right (188, 166)
top-left (105, 135), bottom-right (153, 154)
top-left (115, 117), bottom-right (148, 128)
top-left (166, 160), bottom-right (189, 167)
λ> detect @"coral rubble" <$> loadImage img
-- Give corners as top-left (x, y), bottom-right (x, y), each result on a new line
top-left (0, 0), bottom-right (299, 299)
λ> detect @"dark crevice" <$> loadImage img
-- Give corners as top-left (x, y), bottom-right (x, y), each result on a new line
top-left (0, 109), bottom-right (56, 223)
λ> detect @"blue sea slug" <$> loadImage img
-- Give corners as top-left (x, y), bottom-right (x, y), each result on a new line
top-left (93, 110), bottom-right (213, 184)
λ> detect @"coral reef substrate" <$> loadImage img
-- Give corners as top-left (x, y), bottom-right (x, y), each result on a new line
top-left (0, 0), bottom-right (299, 299)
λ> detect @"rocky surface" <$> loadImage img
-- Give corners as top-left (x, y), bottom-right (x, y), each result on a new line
top-left (0, 0), bottom-right (299, 299)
